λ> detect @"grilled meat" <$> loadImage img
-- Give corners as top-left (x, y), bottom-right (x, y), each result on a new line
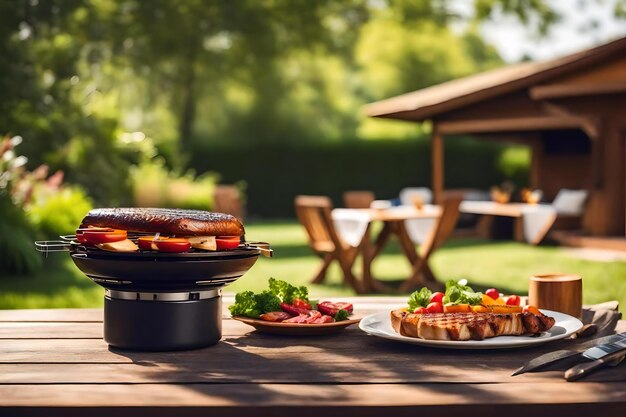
top-left (390, 309), bottom-right (555, 341)
top-left (81, 208), bottom-right (244, 237)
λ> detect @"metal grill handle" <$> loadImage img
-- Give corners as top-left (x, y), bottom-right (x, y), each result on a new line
top-left (34, 240), bottom-right (73, 256)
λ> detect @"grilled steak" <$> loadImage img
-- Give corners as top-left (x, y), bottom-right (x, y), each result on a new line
top-left (390, 309), bottom-right (555, 341)
top-left (81, 208), bottom-right (244, 237)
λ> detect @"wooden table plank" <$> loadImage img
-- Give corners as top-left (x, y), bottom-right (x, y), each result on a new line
top-left (1, 382), bottom-right (625, 417)
top-left (2, 328), bottom-right (624, 383)
top-left (1, 358), bottom-right (623, 384)
top-left (0, 308), bottom-right (102, 322)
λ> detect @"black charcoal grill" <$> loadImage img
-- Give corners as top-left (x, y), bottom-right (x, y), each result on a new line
top-left (36, 234), bottom-right (271, 351)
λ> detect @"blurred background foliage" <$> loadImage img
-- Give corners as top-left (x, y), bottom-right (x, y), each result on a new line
top-left (1, 0), bottom-right (616, 277)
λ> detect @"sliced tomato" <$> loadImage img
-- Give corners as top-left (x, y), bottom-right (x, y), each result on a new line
top-left (311, 315), bottom-right (334, 324)
top-left (280, 302), bottom-right (310, 316)
top-left (317, 301), bottom-right (353, 316)
top-left (76, 227), bottom-right (123, 244)
top-left (137, 236), bottom-right (158, 251)
top-left (413, 307), bottom-right (429, 314)
top-left (153, 237), bottom-right (191, 253)
top-left (81, 229), bottom-right (127, 245)
top-left (292, 298), bottom-right (311, 310)
top-left (259, 311), bottom-right (292, 322)
top-left (283, 314), bottom-right (309, 323)
top-left (216, 236), bottom-right (240, 250)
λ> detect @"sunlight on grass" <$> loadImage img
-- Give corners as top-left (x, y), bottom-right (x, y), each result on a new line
top-left (1, 221), bottom-right (625, 309)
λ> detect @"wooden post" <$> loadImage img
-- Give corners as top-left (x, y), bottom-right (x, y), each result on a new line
top-left (432, 126), bottom-right (444, 204)
top-left (529, 136), bottom-right (542, 190)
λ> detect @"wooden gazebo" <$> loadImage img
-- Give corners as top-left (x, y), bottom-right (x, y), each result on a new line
top-left (365, 36), bottom-right (626, 238)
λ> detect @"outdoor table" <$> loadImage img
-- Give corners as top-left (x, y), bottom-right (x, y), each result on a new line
top-left (335, 205), bottom-right (442, 292)
top-left (459, 201), bottom-right (557, 244)
top-left (2, 296), bottom-right (624, 417)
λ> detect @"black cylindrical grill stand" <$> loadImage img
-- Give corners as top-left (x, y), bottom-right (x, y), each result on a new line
top-left (104, 289), bottom-right (222, 351)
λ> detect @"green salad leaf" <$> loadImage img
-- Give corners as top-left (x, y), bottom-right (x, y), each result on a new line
top-left (268, 277), bottom-right (309, 303)
top-left (228, 290), bottom-right (281, 319)
top-left (407, 287), bottom-right (432, 311)
top-left (442, 280), bottom-right (483, 305)
top-left (334, 309), bottom-right (350, 322)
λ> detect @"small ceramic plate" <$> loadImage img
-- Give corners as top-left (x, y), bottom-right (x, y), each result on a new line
top-left (359, 309), bottom-right (583, 349)
top-left (232, 316), bottom-right (361, 336)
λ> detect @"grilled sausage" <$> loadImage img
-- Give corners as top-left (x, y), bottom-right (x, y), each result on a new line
top-left (81, 208), bottom-right (244, 236)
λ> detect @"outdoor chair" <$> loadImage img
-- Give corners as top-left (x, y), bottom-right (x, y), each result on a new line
top-left (400, 197), bottom-right (462, 292)
top-left (551, 189), bottom-right (589, 229)
top-left (294, 195), bottom-right (364, 293)
top-left (343, 190), bottom-right (375, 209)
top-left (213, 185), bottom-right (244, 221)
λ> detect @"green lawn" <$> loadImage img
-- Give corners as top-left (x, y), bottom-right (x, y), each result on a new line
top-left (1, 220), bottom-right (624, 309)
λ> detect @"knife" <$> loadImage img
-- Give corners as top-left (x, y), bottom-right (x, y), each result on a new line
top-left (511, 332), bottom-right (626, 376)
top-left (564, 341), bottom-right (626, 381)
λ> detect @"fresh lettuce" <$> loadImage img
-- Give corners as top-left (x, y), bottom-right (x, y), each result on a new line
top-left (228, 290), bottom-right (281, 318)
top-left (442, 280), bottom-right (483, 305)
top-left (407, 287), bottom-right (432, 311)
top-left (268, 277), bottom-right (309, 303)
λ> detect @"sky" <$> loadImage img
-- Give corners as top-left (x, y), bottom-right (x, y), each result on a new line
top-left (458, 0), bottom-right (626, 62)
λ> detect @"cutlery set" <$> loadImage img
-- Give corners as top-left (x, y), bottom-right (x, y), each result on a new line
top-left (513, 331), bottom-right (626, 381)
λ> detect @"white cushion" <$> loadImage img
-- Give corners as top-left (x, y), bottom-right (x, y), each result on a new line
top-left (552, 189), bottom-right (588, 216)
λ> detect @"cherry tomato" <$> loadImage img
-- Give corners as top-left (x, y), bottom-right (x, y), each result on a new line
top-left (216, 236), bottom-right (240, 250)
top-left (426, 302), bottom-right (444, 314)
top-left (259, 311), bottom-right (292, 322)
top-left (413, 307), bottom-right (429, 314)
top-left (506, 295), bottom-right (521, 306)
top-left (523, 305), bottom-right (542, 315)
top-left (280, 302), bottom-right (310, 316)
top-left (430, 292), bottom-right (444, 304)
top-left (137, 236), bottom-right (158, 251)
top-left (153, 237), bottom-right (191, 253)
top-left (485, 288), bottom-right (500, 300)
top-left (292, 298), bottom-right (312, 310)
top-left (81, 229), bottom-right (127, 245)
top-left (311, 315), bottom-right (334, 324)
top-left (317, 301), bottom-right (353, 316)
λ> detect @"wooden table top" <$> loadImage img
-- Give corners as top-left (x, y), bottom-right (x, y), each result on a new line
top-left (1, 296), bottom-right (625, 417)
top-left (460, 201), bottom-right (530, 217)
top-left (352, 205), bottom-right (442, 221)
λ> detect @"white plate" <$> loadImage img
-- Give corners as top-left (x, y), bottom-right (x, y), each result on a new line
top-left (359, 309), bottom-right (583, 349)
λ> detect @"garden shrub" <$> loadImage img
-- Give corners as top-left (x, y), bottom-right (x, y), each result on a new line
top-left (0, 193), bottom-right (43, 276)
top-left (130, 158), bottom-right (218, 210)
top-left (28, 186), bottom-right (93, 238)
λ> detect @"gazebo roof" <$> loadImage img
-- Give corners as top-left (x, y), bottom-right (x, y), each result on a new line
top-left (364, 36), bottom-right (626, 121)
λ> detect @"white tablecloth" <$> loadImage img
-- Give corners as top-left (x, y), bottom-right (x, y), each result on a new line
top-left (332, 205), bottom-right (440, 247)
